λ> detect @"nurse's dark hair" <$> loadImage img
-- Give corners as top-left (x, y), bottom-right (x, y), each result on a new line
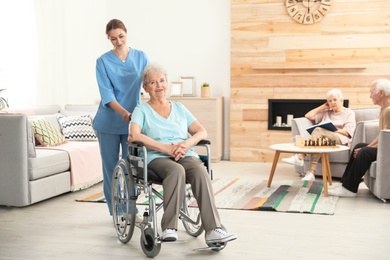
top-left (105, 19), bottom-right (127, 36)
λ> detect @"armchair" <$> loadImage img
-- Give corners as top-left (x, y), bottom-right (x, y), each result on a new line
top-left (363, 126), bottom-right (390, 202)
top-left (290, 107), bottom-right (380, 178)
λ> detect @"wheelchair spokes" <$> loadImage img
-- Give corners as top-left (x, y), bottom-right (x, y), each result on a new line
top-left (111, 159), bottom-right (137, 244)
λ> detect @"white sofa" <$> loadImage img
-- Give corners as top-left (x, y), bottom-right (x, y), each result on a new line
top-left (0, 104), bottom-right (102, 207)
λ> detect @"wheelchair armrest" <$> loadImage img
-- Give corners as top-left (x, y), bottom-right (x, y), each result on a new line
top-left (129, 140), bottom-right (210, 147)
top-left (128, 141), bottom-right (145, 147)
top-left (197, 139), bottom-right (211, 145)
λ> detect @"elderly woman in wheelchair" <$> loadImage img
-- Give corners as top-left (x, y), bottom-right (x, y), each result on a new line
top-left (122, 63), bottom-right (236, 254)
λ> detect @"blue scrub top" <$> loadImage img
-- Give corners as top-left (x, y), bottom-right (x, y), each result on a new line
top-left (93, 48), bottom-right (149, 135)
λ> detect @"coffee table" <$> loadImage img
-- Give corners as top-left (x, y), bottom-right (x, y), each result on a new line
top-left (268, 143), bottom-right (350, 196)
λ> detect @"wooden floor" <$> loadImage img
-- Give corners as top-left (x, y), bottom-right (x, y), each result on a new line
top-left (1, 161), bottom-right (389, 260)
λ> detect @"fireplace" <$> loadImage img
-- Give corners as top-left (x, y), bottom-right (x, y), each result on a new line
top-left (268, 99), bottom-right (349, 130)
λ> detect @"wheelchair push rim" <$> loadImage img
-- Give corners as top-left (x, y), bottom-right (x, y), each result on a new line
top-left (181, 184), bottom-right (204, 237)
top-left (111, 159), bottom-right (137, 244)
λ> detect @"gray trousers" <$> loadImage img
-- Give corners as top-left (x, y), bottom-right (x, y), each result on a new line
top-left (148, 156), bottom-right (221, 232)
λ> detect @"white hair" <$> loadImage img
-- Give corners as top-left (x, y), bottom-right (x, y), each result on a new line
top-left (142, 63), bottom-right (168, 85)
top-left (326, 88), bottom-right (344, 101)
top-left (372, 79), bottom-right (390, 96)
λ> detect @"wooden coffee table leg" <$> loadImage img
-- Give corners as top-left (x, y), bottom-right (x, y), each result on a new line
top-left (321, 153), bottom-right (328, 196)
top-left (325, 153), bottom-right (332, 186)
top-left (267, 150), bottom-right (281, 187)
top-left (321, 153), bottom-right (331, 197)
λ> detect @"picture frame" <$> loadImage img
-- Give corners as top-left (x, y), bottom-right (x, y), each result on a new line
top-left (179, 76), bottom-right (196, 96)
top-left (170, 82), bottom-right (183, 97)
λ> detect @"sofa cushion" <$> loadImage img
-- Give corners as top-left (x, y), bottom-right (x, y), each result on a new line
top-left (27, 121), bottom-right (36, 158)
top-left (30, 117), bottom-right (66, 146)
top-left (57, 115), bottom-right (97, 141)
top-left (29, 149), bottom-right (70, 180)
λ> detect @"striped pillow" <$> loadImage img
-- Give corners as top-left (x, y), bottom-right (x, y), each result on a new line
top-left (57, 115), bottom-right (97, 141)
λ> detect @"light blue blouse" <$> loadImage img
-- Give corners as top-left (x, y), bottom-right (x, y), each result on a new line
top-left (131, 101), bottom-right (199, 164)
top-left (93, 48), bottom-right (149, 134)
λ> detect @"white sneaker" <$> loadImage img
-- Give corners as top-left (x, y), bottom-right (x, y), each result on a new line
top-left (135, 214), bottom-right (143, 223)
top-left (301, 171), bottom-right (315, 181)
top-left (328, 186), bottom-right (357, 198)
top-left (282, 154), bottom-right (304, 167)
top-left (328, 183), bottom-right (342, 190)
top-left (161, 228), bottom-right (178, 242)
top-left (123, 213), bottom-right (143, 224)
top-left (205, 228), bottom-right (237, 244)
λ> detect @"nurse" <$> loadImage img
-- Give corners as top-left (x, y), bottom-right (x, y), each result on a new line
top-left (93, 19), bottom-right (149, 220)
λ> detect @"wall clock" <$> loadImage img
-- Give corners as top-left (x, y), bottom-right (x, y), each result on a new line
top-left (285, 0), bottom-right (332, 25)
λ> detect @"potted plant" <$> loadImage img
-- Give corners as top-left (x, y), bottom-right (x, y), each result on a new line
top-left (0, 88), bottom-right (9, 110)
top-left (201, 82), bottom-right (210, 97)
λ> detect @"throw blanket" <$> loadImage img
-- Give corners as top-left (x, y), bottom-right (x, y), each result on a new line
top-left (37, 142), bottom-right (103, 191)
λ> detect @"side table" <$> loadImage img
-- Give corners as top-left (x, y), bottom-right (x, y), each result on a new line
top-left (268, 143), bottom-right (350, 196)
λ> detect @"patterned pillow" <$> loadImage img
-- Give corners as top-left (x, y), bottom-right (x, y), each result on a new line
top-left (30, 117), bottom-right (67, 147)
top-left (57, 115), bottom-right (97, 141)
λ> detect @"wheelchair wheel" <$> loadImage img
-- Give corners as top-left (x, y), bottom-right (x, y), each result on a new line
top-left (205, 224), bottom-right (227, 251)
top-left (181, 184), bottom-right (204, 237)
top-left (112, 159), bottom-right (137, 244)
top-left (140, 227), bottom-right (161, 258)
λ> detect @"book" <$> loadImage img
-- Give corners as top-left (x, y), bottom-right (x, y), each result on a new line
top-left (306, 120), bottom-right (337, 134)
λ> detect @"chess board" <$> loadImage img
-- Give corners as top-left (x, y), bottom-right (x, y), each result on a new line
top-left (295, 137), bottom-right (339, 149)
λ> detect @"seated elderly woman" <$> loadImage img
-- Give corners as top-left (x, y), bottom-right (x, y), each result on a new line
top-left (282, 88), bottom-right (356, 181)
top-left (128, 63), bottom-right (237, 244)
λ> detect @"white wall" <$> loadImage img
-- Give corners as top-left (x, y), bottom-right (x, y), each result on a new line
top-left (25, 0), bottom-right (231, 159)
top-left (105, 0), bottom-right (231, 159)
top-left (0, 0), bottom-right (37, 106)
top-left (106, 0), bottom-right (230, 97)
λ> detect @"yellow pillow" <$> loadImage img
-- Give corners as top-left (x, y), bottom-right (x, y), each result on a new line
top-left (30, 117), bottom-right (66, 147)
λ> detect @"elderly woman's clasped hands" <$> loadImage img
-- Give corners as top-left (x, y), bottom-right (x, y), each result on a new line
top-left (171, 142), bottom-right (189, 161)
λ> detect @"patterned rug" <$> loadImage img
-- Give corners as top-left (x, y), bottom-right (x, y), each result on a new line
top-left (76, 178), bottom-right (338, 215)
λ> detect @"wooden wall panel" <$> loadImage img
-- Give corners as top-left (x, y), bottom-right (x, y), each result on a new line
top-left (230, 0), bottom-right (390, 162)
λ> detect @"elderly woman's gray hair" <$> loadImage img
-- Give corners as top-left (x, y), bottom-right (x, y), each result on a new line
top-left (326, 88), bottom-right (344, 101)
top-left (142, 63), bottom-right (168, 85)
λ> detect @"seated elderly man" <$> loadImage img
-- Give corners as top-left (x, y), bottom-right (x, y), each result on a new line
top-left (329, 78), bottom-right (390, 197)
top-left (128, 63), bottom-right (237, 244)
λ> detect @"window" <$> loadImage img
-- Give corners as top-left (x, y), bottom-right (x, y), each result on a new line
top-left (0, 1), bottom-right (37, 107)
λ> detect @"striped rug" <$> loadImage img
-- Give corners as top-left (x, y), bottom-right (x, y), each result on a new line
top-left (76, 178), bottom-right (338, 215)
top-left (212, 178), bottom-right (338, 215)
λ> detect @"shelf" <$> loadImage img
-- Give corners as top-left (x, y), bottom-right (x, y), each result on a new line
top-left (269, 126), bottom-right (291, 131)
top-left (268, 99), bottom-right (349, 131)
top-left (251, 65), bottom-right (366, 70)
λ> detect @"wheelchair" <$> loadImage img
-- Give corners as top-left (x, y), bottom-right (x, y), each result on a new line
top-left (111, 140), bottom-right (228, 258)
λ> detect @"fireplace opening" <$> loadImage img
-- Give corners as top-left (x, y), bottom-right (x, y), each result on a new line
top-left (268, 99), bottom-right (349, 130)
